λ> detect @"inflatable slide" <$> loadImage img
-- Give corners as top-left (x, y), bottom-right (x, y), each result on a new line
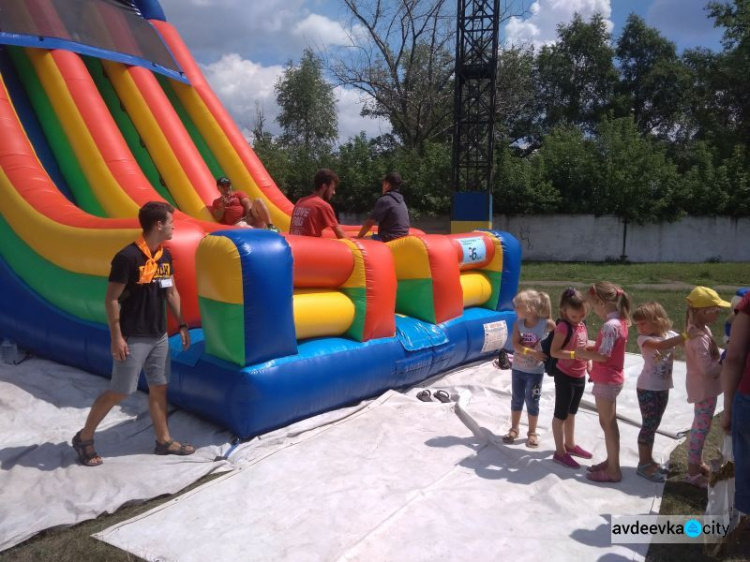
top-left (0, 0), bottom-right (521, 438)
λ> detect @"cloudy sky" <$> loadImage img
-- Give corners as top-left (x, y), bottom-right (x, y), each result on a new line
top-left (156, 0), bottom-right (724, 143)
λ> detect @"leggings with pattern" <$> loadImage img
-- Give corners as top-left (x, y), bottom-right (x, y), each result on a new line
top-left (637, 389), bottom-right (669, 447)
top-left (688, 397), bottom-right (717, 466)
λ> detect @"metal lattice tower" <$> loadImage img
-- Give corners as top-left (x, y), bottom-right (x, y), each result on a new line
top-left (451, 0), bottom-right (500, 194)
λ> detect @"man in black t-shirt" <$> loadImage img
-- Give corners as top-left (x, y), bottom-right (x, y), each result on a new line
top-left (356, 171), bottom-right (410, 242)
top-left (72, 202), bottom-right (194, 467)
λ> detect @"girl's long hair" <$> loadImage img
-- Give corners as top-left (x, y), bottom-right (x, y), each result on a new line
top-left (589, 282), bottom-right (631, 326)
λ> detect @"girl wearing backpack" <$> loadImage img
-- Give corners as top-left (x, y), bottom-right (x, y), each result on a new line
top-left (503, 290), bottom-right (555, 448)
top-left (574, 282), bottom-right (631, 484)
top-left (549, 288), bottom-right (592, 469)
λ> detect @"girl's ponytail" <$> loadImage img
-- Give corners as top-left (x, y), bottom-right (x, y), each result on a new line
top-left (538, 292), bottom-right (552, 319)
top-left (589, 282), bottom-right (631, 325)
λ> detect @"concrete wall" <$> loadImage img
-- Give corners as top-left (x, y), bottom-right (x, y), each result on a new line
top-left (339, 213), bottom-right (750, 262)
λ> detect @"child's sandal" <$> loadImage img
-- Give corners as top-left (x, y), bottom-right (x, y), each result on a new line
top-left (526, 432), bottom-right (539, 448)
top-left (502, 427), bottom-right (519, 444)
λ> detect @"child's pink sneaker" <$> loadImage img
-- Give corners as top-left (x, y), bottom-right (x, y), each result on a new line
top-left (565, 444), bottom-right (593, 459)
top-left (552, 452), bottom-right (580, 469)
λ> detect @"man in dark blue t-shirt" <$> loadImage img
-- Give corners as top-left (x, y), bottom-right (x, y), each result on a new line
top-left (72, 202), bottom-right (194, 467)
top-left (356, 171), bottom-right (410, 242)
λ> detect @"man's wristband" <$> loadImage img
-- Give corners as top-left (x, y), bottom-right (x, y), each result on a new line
top-left (568, 350), bottom-right (576, 359)
top-left (681, 331), bottom-right (689, 341)
top-left (522, 347), bottom-right (530, 356)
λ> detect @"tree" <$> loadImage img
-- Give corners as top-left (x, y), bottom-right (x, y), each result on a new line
top-left (706, 0), bottom-right (750, 151)
top-left (536, 13), bottom-right (617, 135)
top-left (495, 46), bottom-right (540, 147)
top-left (595, 116), bottom-right (681, 223)
top-left (330, 0), bottom-right (530, 151)
top-left (251, 103), bottom-right (288, 191)
top-left (273, 48), bottom-right (338, 201)
top-left (275, 48), bottom-right (338, 155)
top-left (535, 125), bottom-right (600, 213)
top-left (493, 145), bottom-right (560, 214)
top-left (615, 14), bottom-right (692, 139)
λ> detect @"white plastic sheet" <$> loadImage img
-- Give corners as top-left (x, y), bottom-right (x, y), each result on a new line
top-left (0, 358), bottom-right (234, 552)
top-left (95, 354), bottom-right (700, 562)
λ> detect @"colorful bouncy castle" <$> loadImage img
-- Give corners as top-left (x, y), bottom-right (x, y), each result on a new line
top-left (0, 0), bottom-right (521, 438)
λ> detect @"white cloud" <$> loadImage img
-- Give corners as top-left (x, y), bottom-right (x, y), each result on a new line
top-left (504, 0), bottom-right (613, 49)
top-left (159, 0), bottom-right (307, 62)
top-left (292, 14), bottom-right (352, 49)
top-left (201, 54), bottom-right (390, 145)
top-left (335, 87), bottom-right (391, 142)
top-left (157, 1), bottom-right (391, 144)
top-left (201, 54), bottom-right (284, 137)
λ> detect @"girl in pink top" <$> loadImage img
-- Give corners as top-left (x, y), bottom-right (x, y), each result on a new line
top-left (575, 282), bottom-right (631, 484)
top-left (549, 288), bottom-right (591, 470)
top-left (683, 286), bottom-right (731, 488)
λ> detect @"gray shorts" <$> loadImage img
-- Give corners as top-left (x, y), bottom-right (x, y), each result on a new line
top-left (110, 334), bottom-right (171, 395)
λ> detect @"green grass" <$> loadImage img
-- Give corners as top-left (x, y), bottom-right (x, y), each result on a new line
top-left (2, 262), bottom-right (748, 561)
top-left (521, 261), bottom-right (750, 287)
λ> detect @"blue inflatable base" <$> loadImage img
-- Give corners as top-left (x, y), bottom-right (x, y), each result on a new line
top-left (169, 308), bottom-right (514, 438)
top-left (0, 251), bottom-right (516, 439)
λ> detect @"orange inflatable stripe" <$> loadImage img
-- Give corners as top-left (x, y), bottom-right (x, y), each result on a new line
top-left (152, 20), bottom-right (294, 217)
top-left (0, 75), bottom-right (204, 327)
top-left (45, 51), bottom-right (225, 233)
top-left (0, 77), bottom-right (133, 229)
top-left (421, 234), bottom-right (464, 323)
top-left (285, 235), bottom-right (355, 288)
top-left (50, 50), bottom-right (158, 208)
top-left (128, 65), bottom-right (218, 207)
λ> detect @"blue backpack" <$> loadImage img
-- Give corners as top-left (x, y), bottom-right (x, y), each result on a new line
top-left (539, 319), bottom-right (573, 377)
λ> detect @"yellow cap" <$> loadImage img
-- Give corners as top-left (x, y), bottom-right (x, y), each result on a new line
top-left (686, 286), bottom-right (731, 308)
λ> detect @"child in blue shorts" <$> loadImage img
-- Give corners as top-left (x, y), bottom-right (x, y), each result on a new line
top-left (503, 289), bottom-right (555, 448)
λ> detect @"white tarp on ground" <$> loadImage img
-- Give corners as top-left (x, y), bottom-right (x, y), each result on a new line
top-left (95, 354), bottom-right (716, 562)
top-left (0, 358), bottom-right (237, 552)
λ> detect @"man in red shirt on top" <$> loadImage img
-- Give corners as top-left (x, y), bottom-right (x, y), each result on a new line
top-left (290, 169), bottom-right (348, 238)
top-left (211, 177), bottom-right (276, 230)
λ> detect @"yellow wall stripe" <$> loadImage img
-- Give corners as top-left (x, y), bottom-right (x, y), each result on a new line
top-left (337, 239), bottom-right (367, 289)
top-left (482, 231), bottom-right (504, 273)
top-left (171, 80), bottom-right (291, 231)
top-left (26, 49), bottom-right (139, 218)
top-left (195, 236), bottom-right (244, 304)
top-left (102, 60), bottom-right (213, 221)
top-left (387, 235), bottom-right (432, 280)
top-left (293, 289), bottom-right (355, 339)
top-left (460, 271), bottom-right (493, 307)
top-left (0, 167), bottom-right (137, 276)
top-left (451, 220), bottom-right (491, 234)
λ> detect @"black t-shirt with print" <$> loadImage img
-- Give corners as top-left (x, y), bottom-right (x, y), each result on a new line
top-left (108, 243), bottom-right (174, 338)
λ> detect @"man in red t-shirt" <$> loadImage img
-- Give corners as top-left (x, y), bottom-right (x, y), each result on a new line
top-left (290, 169), bottom-right (348, 238)
top-left (211, 177), bottom-right (275, 230)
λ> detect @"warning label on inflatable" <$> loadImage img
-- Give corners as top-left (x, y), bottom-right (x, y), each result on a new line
top-left (458, 237), bottom-right (486, 266)
top-left (481, 320), bottom-right (508, 353)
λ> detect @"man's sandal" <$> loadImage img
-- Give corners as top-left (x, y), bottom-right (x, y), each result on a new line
top-left (154, 439), bottom-right (196, 456)
top-left (526, 432), bottom-right (539, 448)
top-left (72, 431), bottom-right (103, 467)
top-left (502, 427), bottom-right (519, 444)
